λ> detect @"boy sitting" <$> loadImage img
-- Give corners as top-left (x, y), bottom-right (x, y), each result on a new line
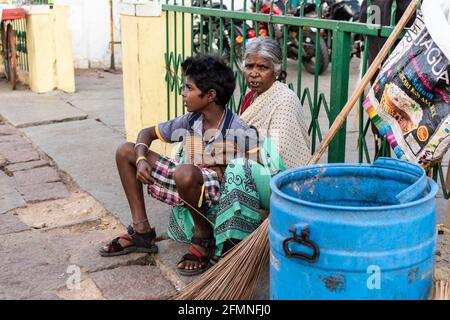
top-left (99, 54), bottom-right (260, 276)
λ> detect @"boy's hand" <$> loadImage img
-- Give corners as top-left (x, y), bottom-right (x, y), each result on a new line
top-left (208, 166), bottom-right (225, 182)
top-left (136, 160), bottom-right (155, 185)
top-left (200, 162), bottom-right (225, 182)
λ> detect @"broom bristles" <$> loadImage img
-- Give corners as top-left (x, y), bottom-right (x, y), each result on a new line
top-left (173, 219), bottom-right (269, 300)
top-left (435, 279), bottom-right (450, 300)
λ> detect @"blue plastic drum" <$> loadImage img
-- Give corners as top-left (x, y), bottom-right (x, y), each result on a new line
top-left (269, 158), bottom-right (438, 300)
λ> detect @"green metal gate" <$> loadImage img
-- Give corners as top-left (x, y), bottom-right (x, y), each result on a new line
top-left (162, 0), bottom-right (450, 199)
top-left (2, 1), bottom-right (54, 75)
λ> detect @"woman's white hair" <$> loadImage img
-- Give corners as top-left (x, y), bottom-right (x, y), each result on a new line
top-left (243, 37), bottom-right (283, 74)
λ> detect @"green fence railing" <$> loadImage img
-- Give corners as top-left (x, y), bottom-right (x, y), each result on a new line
top-left (12, 18), bottom-right (28, 73)
top-left (2, 1), bottom-right (54, 74)
top-left (162, 0), bottom-right (449, 199)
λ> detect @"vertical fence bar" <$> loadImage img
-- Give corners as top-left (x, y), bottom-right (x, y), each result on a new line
top-left (296, 0), bottom-right (304, 97)
top-left (229, 0), bottom-right (238, 113)
top-left (390, 0), bottom-right (398, 29)
top-left (309, 2), bottom-right (323, 153)
top-left (269, 0), bottom-right (274, 38)
top-left (358, 39), bottom-right (370, 163)
top-left (208, 0), bottom-right (213, 53)
top-left (22, 18), bottom-right (27, 72)
top-left (20, 20), bottom-right (24, 71)
top-left (388, 0), bottom-right (398, 58)
top-left (182, 0), bottom-right (186, 114)
top-left (282, 0), bottom-right (289, 76)
top-left (230, 0), bottom-right (235, 68)
top-left (174, 1), bottom-right (179, 118)
top-left (181, 0), bottom-right (185, 60)
top-left (19, 20), bottom-right (22, 71)
top-left (219, 0), bottom-right (223, 56)
top-left (328, 30), bottom-right (351, 163)
top-left (255, 0), bottom-right (260, 36)
top-left (313, 3), bottom-right (321, 116)
top-left (242, 0), bottom-right (247, 59)
top-left (200, 1), bottom-right (204, 53)
top-left (358, 0), bottom-right (373, 163)
top-left (191, 0), bottom-right (194, 56)
top-left (165, 0), bottom-right (171, 121)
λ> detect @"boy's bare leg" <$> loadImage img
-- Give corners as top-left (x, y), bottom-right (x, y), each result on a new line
top-left (106, 142), bottom-right (161, 249)
top-left (174, 164), bottom-right (212, 271)
top-left (111, 146), bottom-right (211, 269)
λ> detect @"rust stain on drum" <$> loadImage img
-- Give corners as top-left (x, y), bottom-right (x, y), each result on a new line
top-left (408, 268), bottom-right (419, 284)
top-left (319, 274), bottom-right (346, 292)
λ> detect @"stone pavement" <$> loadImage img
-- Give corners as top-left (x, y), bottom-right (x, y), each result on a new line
top-left (0, 119), bottom-right (176, 300)
top-left (0, 69), bottom-right (213, 300)
top-left (0, 66), bottom-right (449, 300)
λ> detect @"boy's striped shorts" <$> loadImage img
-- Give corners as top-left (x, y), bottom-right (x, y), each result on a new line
top-left (148, 155), bottom-right (221, 208)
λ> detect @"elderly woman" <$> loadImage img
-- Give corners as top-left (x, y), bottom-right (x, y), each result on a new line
top-left (169, 37), bottom-right (311, 264)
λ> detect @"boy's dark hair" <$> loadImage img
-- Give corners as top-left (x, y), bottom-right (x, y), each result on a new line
top-left (181, 54), bottom-right (236, 107)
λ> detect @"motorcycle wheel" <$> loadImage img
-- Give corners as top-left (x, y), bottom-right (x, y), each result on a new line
top-left (302, 37), bottom-right (329, 75)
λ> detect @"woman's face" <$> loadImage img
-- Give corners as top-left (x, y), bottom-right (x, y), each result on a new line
top-left (244, 54), bottom-right (277, 95)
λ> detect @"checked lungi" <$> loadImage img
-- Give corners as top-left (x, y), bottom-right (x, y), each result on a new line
top-left (148, 155), bottom-right (221, 208)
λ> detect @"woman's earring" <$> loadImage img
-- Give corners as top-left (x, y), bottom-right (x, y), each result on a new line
top-left (277, 71), bottom-right (287, 82)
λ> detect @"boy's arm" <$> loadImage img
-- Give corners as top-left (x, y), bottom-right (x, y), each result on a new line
top-left (134, 126), bottom-right (158, 159)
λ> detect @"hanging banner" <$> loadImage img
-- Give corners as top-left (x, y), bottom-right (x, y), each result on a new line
top-left (363, 0), bottom-right (450, 169)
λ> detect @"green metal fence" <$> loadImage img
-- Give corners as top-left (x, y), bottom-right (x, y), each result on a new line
top-left (162, 0), bottom-right (450, 199)
top-left (2, 1), bottom-right (53, 74)
top-left (12, 18), bottom-right (28, 73)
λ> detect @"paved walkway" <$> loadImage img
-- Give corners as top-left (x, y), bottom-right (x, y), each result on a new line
top-left (0, 119), bottom-right (178, 299)
top-left (0, 70), bottom-right (200, 299)
top-left (0, 66), bottom-right (448, 300)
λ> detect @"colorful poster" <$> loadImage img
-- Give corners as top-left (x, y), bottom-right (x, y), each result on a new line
top-left (363, 0), bottom-right (450, 169)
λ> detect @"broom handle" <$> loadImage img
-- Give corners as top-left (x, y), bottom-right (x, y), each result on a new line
top-left (308, 0), bottom-right (420, 165)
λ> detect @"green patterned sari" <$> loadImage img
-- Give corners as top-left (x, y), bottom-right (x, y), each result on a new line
top-left (167, 138), bottom-right (286, 257)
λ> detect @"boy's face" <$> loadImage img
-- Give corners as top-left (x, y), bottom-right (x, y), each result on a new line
top-left (182, 76), bottom-right (209, 112)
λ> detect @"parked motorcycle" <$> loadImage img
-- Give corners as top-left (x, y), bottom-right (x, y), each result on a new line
top-left (192, 0), bottom-right (330, 75)
top-left (192, 0), bottom-right (247, 71)
top-left (288, 1), bottom-right (330, 75)
top-left (320, 0), bottom-right (363, 59)
top-left (246, 0), bottom-right (330, 75)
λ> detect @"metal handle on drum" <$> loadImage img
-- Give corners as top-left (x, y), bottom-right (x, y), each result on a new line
top-left (283, 227), bottom-right (320, 263)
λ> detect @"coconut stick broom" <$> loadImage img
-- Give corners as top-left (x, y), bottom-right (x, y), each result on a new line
top-left (435, 279), bottom-right (450, 300)
top-left (173, 0), bottom-right (421, 300)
